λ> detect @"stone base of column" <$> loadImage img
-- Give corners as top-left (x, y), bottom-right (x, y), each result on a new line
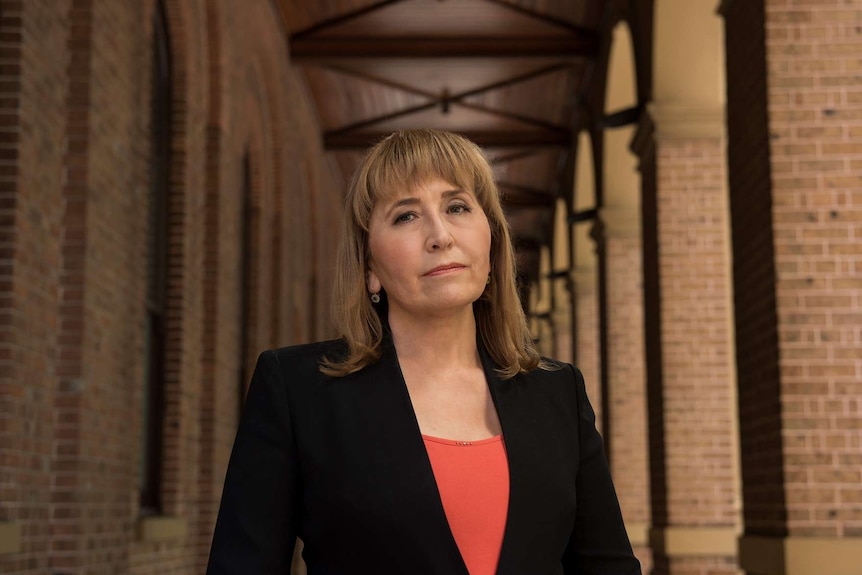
top-left (650, 526), bottom-right (737, 556)
top-left (626, 522), bottom-right (652, 573)
top-left (739, 535), bottom-right (862, 575)
top-left (650, 526), bottom-right (738, 575)
top-left (0, 522), bottom-right (21, 554)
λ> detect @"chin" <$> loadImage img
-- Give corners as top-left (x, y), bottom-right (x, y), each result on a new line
top-left (430, 290), bottom-right (486, 313)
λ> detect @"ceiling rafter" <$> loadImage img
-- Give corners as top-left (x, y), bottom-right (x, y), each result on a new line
top-left (289, 0), bottom-right (407, 40)
top-left (455, 101), bottom-right (569, 134)
top-left (323, 95), bottom-right (567, 140)
top-left (326, 101), bottom-right (440, 137)
top-left (290, 35), bottom-right (598, 60)
top-left (321, 62), bottom-right (431, 96)
top-left (289, 0), bottom-right (599, 60)
top-left (323, 60), bottom-right (574, 103)
top-left (321, 61), bottom-right (575, 137)
top-left (324, 129), bottom-right (570, 150)
top-left (480, 0), bottom-right (596, 36)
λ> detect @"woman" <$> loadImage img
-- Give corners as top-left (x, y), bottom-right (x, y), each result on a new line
top-left (207, 129), bottom-right (641, 574)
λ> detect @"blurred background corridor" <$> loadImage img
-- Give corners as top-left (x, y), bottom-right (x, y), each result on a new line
top-left (1, 0), bottom-right (860, 573)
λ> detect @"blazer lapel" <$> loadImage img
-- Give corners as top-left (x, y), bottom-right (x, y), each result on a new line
top-left (480, 346), bottom-right (579, 575)
top-left (375, 338), bottom-right (471, 575)
top-left (478, 346), bottom-right (527, 575)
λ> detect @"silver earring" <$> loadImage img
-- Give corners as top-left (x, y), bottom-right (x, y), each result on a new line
top-left (370, 292), bottom-right (381, 304)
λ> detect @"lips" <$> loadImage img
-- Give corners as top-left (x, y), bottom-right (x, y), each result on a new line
top-left (424, 263), bottom-right (466, 276)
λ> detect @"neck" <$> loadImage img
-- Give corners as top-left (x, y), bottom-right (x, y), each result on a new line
top-left (387, 306), bottom-right (480, 369)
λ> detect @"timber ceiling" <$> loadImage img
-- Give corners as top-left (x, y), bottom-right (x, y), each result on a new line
top-left (277, 0), bottom-right (609, 283)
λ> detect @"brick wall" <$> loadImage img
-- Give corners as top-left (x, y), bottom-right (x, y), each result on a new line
top-left (0, 0), bottom-right (69, 572)
top-left (763, 0), bottom-right (862, 538)
top-left (0, 0), bottom-right (342, 573)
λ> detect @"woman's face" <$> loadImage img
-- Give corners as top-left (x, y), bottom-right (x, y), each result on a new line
top-left (366, 177), bottom-right (492, 321)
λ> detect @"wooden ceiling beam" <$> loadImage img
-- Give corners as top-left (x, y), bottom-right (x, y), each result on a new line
top-left (321, 61), bottom-right (573, 135)
top-left (290, 36), bottom-right (599, 60)
top-left (324, 129), bottom-right (571, 150)
top-left (456, 101), bottom-right (569, 134)
top-left (289, 0), bottom-right (406, 40)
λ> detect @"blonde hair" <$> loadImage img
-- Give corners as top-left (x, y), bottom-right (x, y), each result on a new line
top-left (321, 129), bottom-right (543, 379)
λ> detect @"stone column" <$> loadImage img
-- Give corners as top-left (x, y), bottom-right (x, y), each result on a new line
top-left (641, 102), bottom-right (740, 575)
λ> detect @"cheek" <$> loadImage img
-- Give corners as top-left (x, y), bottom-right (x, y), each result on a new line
top-left (367, 236), bottom-right (404, 283)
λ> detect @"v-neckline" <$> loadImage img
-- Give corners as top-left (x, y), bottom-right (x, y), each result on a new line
top-left (384, 336), bottom-right (515, 575)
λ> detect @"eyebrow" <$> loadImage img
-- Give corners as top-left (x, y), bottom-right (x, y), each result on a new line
top-left (383, 188), bottom-right (467, 218)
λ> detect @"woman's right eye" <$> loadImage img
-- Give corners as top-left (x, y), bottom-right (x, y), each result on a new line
top-left (394, 211), bottom-right (416, 224)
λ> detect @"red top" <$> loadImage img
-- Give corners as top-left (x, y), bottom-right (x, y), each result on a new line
top-left (422, 434), bottom-right (510, 575)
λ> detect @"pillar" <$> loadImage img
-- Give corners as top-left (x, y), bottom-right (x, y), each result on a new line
top-left (722, 0), bottom-right (862, 572)
top-left (640, 1), bottom-right (741, 573)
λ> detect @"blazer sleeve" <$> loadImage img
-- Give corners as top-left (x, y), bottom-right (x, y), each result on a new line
top-left (561, 364), bottom-right (642, 574)
top-left (207, 350), bottom-right (300, 575)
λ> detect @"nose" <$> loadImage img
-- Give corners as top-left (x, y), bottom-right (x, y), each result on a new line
top-left (425, 213), bottom-right (453, 251)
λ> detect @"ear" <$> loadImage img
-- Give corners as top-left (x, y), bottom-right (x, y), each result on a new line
top-left (367, 267), bottom-right (382, 294)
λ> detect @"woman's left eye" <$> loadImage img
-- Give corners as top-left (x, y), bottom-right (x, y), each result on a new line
top-left (448, 203), bottom-right (471, 215)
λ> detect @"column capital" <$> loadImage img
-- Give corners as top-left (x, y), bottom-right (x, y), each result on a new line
top-left (600, 206), bottom-right (641, 239)
top-left (572, 268), bottom-right (597, 292)
top-left (647, 101), bottom-right (726, 140)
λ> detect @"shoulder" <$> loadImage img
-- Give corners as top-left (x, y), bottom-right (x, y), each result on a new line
top-left (261, 339), bottom-right (348, 381)
top-left (515, 357), bottom-right (579, 390)
top-left (519, 358), bottom-right (587, 402)
top-left (270, 338), bottom-right (347, 363)
top-left (524, 357), bottom-right (577, 382)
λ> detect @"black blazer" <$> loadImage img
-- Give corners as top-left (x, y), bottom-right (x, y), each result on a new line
top-left (207, 335), bottom-right (640, 575)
